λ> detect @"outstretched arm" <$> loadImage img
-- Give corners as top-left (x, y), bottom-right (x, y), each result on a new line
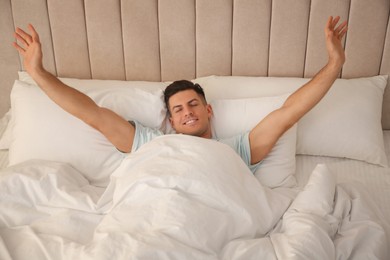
top-left (13, 24), bottom-right (135, 152)
top-left (249, 16), bottom-right (348, 164)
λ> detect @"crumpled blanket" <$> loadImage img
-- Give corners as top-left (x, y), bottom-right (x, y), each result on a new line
top-left (0, 135), bottom-right (387, 259)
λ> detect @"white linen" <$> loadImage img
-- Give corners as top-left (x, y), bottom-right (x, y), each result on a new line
top-left (295, 147), bottom-right (390, 250)
top-left (0, 135), bottom-right (387, 259)
top-left (222, 164), bottom-right (388, 259)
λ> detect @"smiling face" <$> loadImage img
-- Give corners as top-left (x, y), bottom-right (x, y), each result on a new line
top-left (168, 89), bottom-right (213, 138)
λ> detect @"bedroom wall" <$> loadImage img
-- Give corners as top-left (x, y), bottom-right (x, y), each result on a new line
top-left (1, 0), bottom-right (389, 128)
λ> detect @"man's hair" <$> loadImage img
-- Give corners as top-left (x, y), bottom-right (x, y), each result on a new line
top-left (164, 80), bottom-right (207, 115)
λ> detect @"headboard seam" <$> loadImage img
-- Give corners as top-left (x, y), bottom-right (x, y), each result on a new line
top-left (82, 0), bottom-right (93, 79)
top-left (340, 0), bottom-right (352, 78)
top-left (194, 0), bottom-right (197, 79)
top-left (303, 1), bottom-right (312, 78)
top-left (379, 12), bottom-right (390, 74)
top-left (267, 0), bottom-right (274, 77)
top-left (10, 0), bottom-right (22, 71)
top-left (230, 0), bottom-right (235, 76)
top-left (118, 0), bottom-right (126, 81)
top-left (46, 0), bottom-right (58, 76)
top-left (157, 0), bottom-right (162, 82)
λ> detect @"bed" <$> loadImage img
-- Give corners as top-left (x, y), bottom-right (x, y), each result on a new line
top-left (1, 0), bottom-right (390, 259)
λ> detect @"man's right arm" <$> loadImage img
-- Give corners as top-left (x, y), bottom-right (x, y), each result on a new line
top-left (13, 24), bottom-right (135, 153)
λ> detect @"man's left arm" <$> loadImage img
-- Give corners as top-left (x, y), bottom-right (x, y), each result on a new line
top-left (248, 16), bottom-right (348, 164)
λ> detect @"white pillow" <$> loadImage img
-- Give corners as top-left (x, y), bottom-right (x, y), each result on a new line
top-left (197, 75), bottom-right (388, 166)
top-left (8, 80), bottom-right (167, 186)
top-left (0, 72), bottom-right (170, 150)
top-left (211, 94), bottom-right (297, 188)
top-left (297, 76), bottom-right (388, 166)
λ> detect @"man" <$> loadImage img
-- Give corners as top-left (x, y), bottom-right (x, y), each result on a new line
top-left (12, 16), bottom-right (347, 171)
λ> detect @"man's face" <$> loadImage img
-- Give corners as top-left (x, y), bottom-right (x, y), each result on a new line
top-left (168, 89), bottom-right (213, 138)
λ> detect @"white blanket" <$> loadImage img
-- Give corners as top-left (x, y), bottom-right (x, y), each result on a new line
top-left (0, 135), bottom-right (387, 259)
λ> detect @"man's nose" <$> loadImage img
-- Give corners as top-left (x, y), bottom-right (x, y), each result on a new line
top-left (183, 106), bottom-right (193, 116)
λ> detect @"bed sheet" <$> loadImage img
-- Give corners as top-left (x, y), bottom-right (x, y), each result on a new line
top-left (295, 130), bottom-right (390, 249)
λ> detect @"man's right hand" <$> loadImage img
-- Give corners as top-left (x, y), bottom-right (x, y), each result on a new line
top-left (13, 24), bottom-right (44, 76)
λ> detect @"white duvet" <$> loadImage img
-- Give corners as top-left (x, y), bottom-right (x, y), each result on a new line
top-left (0, 135), bottom-right (387, 259)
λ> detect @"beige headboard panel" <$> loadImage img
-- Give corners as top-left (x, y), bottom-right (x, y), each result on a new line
top-left (1, 0), bottom-right (390, 128)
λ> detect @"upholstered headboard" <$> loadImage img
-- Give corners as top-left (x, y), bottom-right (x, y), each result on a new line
top-left (1, 0), bottom-right (389, 129)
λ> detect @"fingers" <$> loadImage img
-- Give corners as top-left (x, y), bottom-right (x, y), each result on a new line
top-left (12, 31), bottom-right (27, 54)
top-left (326, 16), bottom-right (333, 30)
top-left (28, 24), bottom-right (40, 42)
top-left (326, 16), bottom-right (339, 30)
top-left (12, 41), bottom-right (25, 54)
top-left (327, 16), bottom-right (348, 39)
top-left (12, 24), bottom-right (41, 54)
top-left (331, 16), bottom-right (341, 29)
top-left (339, 26), bottom-right (348, 39)
top-left (13, 24), bottom-right (40, 47)
top-left (14, 31), bottom-right (29, 48)
top-left (327, 16), bottom-right (345, 29)
top-left (335, 20), bottom-right (348, 33)
top-left (334, 20), bottom-right (348, 39)
top-left (15, 27), bottom-right (33, 45)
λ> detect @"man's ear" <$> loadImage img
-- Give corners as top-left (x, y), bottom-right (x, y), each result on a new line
top-left (169, 117), bottom-right (175, 130)
top-left (207, 104), bottom-right (213, 119)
